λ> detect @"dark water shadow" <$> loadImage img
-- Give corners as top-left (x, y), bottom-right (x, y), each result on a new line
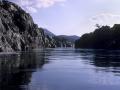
top-left (0, 50), bottom-right (48, 90)
top-left (75, 49), bottom-right (120, 74)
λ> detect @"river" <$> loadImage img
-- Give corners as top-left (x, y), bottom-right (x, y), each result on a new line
top-left (0, 48), bottom-right (120, 90)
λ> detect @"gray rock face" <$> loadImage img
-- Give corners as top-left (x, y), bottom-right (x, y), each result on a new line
top-left (0, 1), bottom-right (76, 52)
top-left (0, 1), bottom-right (47, 52)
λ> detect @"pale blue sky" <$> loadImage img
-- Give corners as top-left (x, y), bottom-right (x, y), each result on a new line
top-left (11, 0), bottom-right (120, 36)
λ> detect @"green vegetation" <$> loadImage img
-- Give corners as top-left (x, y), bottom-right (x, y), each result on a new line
top-left (75, 24), bottom-right (120, 49)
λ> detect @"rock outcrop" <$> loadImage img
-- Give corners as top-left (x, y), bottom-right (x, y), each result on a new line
top-left (0, 1), bottom-right (60, 52)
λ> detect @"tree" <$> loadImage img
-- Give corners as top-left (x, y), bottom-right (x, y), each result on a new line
top-left (75, 24), bottom-right (120, 49)
top-left (95, 24), bottom-right (101, 29)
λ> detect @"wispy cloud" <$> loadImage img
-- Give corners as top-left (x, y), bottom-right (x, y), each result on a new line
top-left (14, 0), bottom-right (66, 13)
top-left (90, 13), bottom-right (120, 26)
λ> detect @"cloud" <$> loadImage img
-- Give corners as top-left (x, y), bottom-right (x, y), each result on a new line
top-left (14, 0), bottom-right (66, 13)
top-left (90, 13), bottom-right (120, 26)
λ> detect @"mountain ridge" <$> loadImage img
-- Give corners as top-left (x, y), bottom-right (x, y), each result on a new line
top-left (43, 29), bottom-right (79, 47)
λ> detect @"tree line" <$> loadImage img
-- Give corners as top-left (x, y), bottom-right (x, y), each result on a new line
top-left (75, 24), bottom-right (120, 49)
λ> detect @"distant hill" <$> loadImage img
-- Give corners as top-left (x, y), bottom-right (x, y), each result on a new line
top-left (56, 35), bottom-right (80, 43)
top-left (43, 29), bottom-right (55, 37)
top-left (43, 29), bottom-right (79, 42)
top-left (43, 29), bottom-right (79, 47)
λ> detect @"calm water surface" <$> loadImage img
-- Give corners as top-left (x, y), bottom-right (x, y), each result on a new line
top-left (0, 48), bottom-right (120, 90)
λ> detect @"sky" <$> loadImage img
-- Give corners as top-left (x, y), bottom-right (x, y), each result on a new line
top-left (10, 0), bottom-right (120, 36)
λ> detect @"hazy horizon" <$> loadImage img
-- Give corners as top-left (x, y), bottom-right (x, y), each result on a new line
top-left (10, 0), bottom-right (120, 36)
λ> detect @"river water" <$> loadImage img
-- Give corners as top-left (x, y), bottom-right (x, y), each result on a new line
top-left (0, 48), bottom-right (120, 90)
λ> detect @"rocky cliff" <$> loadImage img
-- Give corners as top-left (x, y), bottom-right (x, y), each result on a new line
top-left (0, 1), bottom-right (76, 52)
top-left (0, 1), bottom-right (65, 52)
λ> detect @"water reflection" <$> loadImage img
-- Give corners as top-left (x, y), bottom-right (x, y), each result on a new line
top-left (0, 50), bottom-right (47, 90)
top-left (1, 48), bottom-right (120, 90)
top-left (76, 49), bottom-right (120, 73)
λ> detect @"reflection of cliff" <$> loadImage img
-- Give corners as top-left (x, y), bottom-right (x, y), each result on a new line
top-left (0, 50), bottom-right (47, 90)
top-left (76, 49), bottom-right (120, 73)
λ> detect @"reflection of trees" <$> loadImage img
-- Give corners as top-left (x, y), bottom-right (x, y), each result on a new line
top-left (0, 50), bottom-right (47, 90)
top-left (91, 50), bottom-right (120, 68)
top-left (76, 49), bottom-right (120, 73)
